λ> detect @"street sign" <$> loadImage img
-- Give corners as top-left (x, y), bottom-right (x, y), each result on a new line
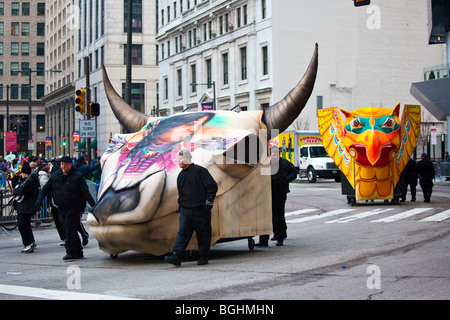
top-left (79, 119), bottom-right (97, 138)
top-left (5, 132), bottom-right (17, 152)
top-left (431, 125), bottom-right (437, 145)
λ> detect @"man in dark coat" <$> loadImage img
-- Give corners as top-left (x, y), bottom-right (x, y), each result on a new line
top-left (164, 149), bottom-right (218, 267)
top-left (401, 158), bottom-right (418, 202)
top-left (256, 146), bottom-right (298, 247)
top-left (417, 153), bottom-right (435, 203)
top-left (35, 156), bottom-right (96, 260)
top-left (13, 162), bottom-right (40, 253)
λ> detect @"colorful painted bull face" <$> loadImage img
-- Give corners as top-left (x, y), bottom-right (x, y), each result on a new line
top-left (318, 104), bottom-right (420, 201)
top-left (87, 45), bottom-right (319, 256)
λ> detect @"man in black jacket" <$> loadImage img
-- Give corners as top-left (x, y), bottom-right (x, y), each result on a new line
top-left (13, 162), bottom-right (40, 253)
top-left (401, 158), bottom-right (418, 202)
top-left (164, 149), bottom-right (218, 267)
top-left (35, 156), bottom-right (96, 261)
top-left (256, 146), bottom-right (298, 247)
top-left (417, 153), bottom-right (435, 203)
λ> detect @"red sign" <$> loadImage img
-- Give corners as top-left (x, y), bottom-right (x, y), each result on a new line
top-left (5, 132), bottom-right (17, 152)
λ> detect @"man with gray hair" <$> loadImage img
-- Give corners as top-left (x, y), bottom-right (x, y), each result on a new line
top-left (164, 149), bottom-right (218, 266)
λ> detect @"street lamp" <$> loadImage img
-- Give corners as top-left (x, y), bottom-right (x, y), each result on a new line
top-left (17, 68), bottom-right (62, 155)
top-left (190, 81), bottom-right (216, 110)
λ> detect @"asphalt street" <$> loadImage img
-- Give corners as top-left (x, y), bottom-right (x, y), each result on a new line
top-left (0, 178), bottom-right (449, 302)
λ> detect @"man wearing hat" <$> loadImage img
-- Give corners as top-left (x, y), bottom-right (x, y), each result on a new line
top-left (35, 156), bottom-right (96, 260)
top-left (417, 153), bottom-right (435, 203)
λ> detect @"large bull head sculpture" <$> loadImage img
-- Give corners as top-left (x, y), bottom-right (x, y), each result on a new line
top-left (87, 44), bottom-right (318, 256)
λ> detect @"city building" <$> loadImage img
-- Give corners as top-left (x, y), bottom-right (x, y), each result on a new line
top-left (41, 0), bottom-right (77, 159)
top-left (0, 1), bottom-right (47, 158)
top-left (157, 0), bottom-right (446, 158)
top-left (75, 0), bottom-right (159, 157)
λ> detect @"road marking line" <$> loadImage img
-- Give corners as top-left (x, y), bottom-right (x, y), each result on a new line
top-left (0, 284), bottom-right (138, 300)
top-left (285, 208), bottom-right (319, 217)
top-left (325, 208), bottom-right (395, 224)
top-left (287, 208), bottom-right (357, 223)
top-left (370, 208), bottom-right (433, 223)
top-left (419, 209), bottom-right (450, 222)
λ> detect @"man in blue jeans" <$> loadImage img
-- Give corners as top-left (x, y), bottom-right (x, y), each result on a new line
top-left (164, 149), bottom-right (218, 267)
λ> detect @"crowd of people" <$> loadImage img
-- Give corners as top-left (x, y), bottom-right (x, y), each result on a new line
top-left (0, 155), bottom-right (101, 260)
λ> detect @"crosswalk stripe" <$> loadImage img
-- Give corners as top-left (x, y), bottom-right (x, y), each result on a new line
top-left (325, 208), bottom-right (395, 224)
top-left (287, 208), bottom-right (357, 223)
top-left (285, 208), bottom-right (319, 217)
top-left (370, 208), bottom-right (433, 223)
top-left (419, 209), bottom-right (450, 222)
top-left (0, 284), bottom-right (138, 300)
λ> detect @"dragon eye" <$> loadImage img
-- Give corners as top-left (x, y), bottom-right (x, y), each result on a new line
top-left (350, 118), bottom-right (361, 128)
top-left (382, 118), bottom-right (395, 128)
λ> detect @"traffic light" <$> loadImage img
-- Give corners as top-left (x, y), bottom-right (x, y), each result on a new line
top-left (354, 0), bottom-right (370, 6)
top-left (75, 88), bottom-right (86, 114)
top-left (62, 137), bottom-right (67, 147)
top-left (90, 102), bottom-right (100, 117)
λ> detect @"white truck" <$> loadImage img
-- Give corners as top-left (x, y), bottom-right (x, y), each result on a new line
top-left (299, 144), bottom-right (341, 183)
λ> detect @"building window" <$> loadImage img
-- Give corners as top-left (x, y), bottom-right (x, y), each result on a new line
top-left (262, 46), bottom-right (268, 76)
top-left (10, 84), bottom-right (19, 99)
top-left (11, 22), bottom-right (20, 35)
top-left (37, 42), bottom-right (45, 56)
top-left (164, 77), bottom-right (168, 100)
top-left (21, 84), bottom-right (30, 99)
top-left (11, 42), bottom-right (19, 55)
top-left (0, 3), bottom-right (4, 15)
top-left (11, 62), bottom-right (19, 76)
top-left (22, 2), bottom-right (30, 16)
top-left (124, 0), bottom-right (142, 33)
top-left (237, 7), bottom-right (241, 28)
top-left (0, 62), bottom-right (3, 75)
top-left (240, 47), bottom-right (247, 81)
top-left (37, 3), bottom-right (45, 16)
top-left (262, 0), bottom-right (266, 19)
top-left (206, 59), bottom-right (212, 88)
top-left (0, 43), bottom-right (3, 56)
top-left (12, 2), bottom-right (20, 15)
top-left (37, 115), bottom-right (45, 132)
top-left (122, 83), bottom-right (145, 113)
top-left (222, 53), bottom-right (228, 85)
top-left (124, 44), bottom-right (143, 65)
top-left (0, 22), bottom-right (3, 35)
top-left (37, 23), bottom-right (45, 36)
top-left (317, 96), bottom-right (323, 110)
top-left (22, 22), bottom-right (30, 35)
top-left (243, 5), bottom-right (248, 25)
top-left (0, 84), bottom-right (3, 99)
top-left (21, 42), bottom-right (29, 56)
top-left (191, 64), bottom-right (197, 93)
top-left (36, 63), bottom-right (44, 76)
top-left (177, 69), bottom-right (182, 97)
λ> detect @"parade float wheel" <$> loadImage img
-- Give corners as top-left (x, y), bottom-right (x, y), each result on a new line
top-left (110, 254), bottom-right (119, 259)
top-left (248, 238), bottom-right (255, 251)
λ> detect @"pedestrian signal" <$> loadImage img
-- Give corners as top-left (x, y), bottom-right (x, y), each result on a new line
top-left (90, 102), bottom-right (100, 117)
top-left (354, 0), bottom-right (370, 6)
top-left (75, 89), bottom-right (86, 114)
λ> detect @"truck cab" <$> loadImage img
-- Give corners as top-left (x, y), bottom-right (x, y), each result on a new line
top-left (299, 145), bottom-right (341, 183)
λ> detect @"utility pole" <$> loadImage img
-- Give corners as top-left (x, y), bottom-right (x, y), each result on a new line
top-left (85, 56), bottom-right (92, 165)
top-left (125, 0), bottom-right (133, 133)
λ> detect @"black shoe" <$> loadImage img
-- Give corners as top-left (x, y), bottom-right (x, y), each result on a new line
top-left (82, 237), bottom-right (89, 246)
top-left (164, 254), bottom-right (181, 267)
top-left (270, 237), bottom-right (277, 241)
top-left (276, 240), bottom-right (284, 246)
top-left (63, 254), bottom-right (84, 261)
top-left (197, 257), bottom-right (208, 265)
top-left (255, 242), bottom-right (268, 247)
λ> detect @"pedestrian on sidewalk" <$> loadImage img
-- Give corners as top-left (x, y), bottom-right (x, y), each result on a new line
top-left (164, 149), bottom-right (218, 267)
top-left (13, 162), bottom-right (40, 253)
top-left (35, 156), bottom-right (96, 261)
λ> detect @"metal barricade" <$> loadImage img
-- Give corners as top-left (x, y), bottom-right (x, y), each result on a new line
top-left (1, 188), bottom-right (17, 225)
top-left (440, 162), bottom-right (450, 179)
